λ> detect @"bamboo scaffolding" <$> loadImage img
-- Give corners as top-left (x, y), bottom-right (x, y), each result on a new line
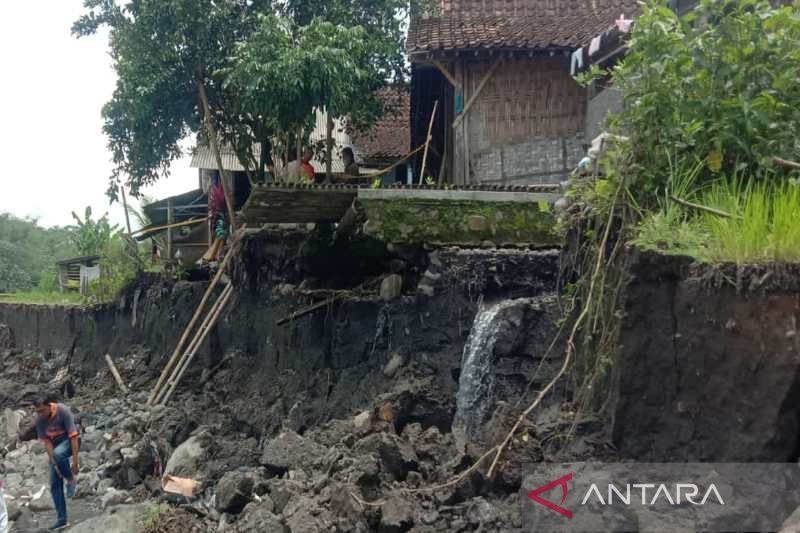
top-left (160, 284), bottom-right (235, 405)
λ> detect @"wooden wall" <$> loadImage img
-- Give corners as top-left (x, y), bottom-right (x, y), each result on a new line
top-left (453, 55), bottom-right (587, 184)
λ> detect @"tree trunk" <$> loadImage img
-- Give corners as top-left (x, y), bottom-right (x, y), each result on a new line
top-left (195, 68), bottom-right (236, 232)
top-left (325, 111), bottom-right (334, 180)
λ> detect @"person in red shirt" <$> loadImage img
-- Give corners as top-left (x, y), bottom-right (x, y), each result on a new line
top-left (34, 396), bottom-right (79, 530)
top-left (300, 148), bottom-right (315, 181)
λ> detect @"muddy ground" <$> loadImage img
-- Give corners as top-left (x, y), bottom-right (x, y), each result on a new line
top-left (0, 229), bottom-right (587, 532)
top-left (2, 230), bottom-right (800, 532)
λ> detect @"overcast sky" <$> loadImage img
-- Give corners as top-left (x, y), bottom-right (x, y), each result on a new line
top-left (0, 1), bottom-right (197, 229)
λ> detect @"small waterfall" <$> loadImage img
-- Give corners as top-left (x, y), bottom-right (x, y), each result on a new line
top-left (453, 299), bottom-right (527, 449)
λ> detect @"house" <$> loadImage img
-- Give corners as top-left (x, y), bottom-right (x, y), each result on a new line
top-left (407, 0), bottom-right (639, 185)
top-left (350, 87), bottom-right (412, 183)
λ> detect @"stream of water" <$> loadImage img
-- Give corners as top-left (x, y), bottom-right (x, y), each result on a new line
top-left (453, 299), bottom-right (526, 449)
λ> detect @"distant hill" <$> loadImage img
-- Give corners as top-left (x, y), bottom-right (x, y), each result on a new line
top-left (0, 213), bottom-right (77, 293)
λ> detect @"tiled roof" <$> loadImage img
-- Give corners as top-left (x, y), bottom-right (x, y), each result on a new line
top-left (351, 87), bottom-right (411, 165)
top-left (408, 1), bottom-right (640, 54)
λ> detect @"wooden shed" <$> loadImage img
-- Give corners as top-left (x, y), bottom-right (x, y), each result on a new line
top-left (407, 0), bottom-right (640, 185)
top-left (57, 255), bottom-right (100, 293)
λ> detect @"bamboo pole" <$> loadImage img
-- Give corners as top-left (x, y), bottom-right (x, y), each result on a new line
top-left (147, 225), bottom-right (245, 405)
top-left (160, 285), bottom-right (234, 405)
top-left (419, 100), bottom-right (438, 185)
top-left (120, 186), bottom-right (133, 236)
top-left (195, 68), bottom-right (236, 233)
top-left (130, 217), bottom-right (207, 237)
top-left (773, 156), bottom-right (800, 170)
top-left (104, 354), bottom-right (128, 394)
top-left (152, 283), bottom-right (232, 405)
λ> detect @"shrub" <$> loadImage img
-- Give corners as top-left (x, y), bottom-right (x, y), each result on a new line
top-left (610, 0), bottom-right (800, 198)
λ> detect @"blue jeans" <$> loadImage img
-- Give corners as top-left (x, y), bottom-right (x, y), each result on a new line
top-left (50, 439), bottom-right (73, 524)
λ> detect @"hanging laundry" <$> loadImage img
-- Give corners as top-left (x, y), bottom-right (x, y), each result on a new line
top-left (570, 47), bottom-right (584, 76)
top-left (588, 35), bottom-right (602, 56)
top-left (615, 14), bottom-right (633, 33)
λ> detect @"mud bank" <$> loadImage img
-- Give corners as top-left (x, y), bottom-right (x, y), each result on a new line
top-left (0, 229), bottom-right (561, 439)
top-left (611, 251), bottom-right (800, 461)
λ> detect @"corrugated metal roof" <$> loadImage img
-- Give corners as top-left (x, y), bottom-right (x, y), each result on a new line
top-left (190, 146), bottom-right (253, 172)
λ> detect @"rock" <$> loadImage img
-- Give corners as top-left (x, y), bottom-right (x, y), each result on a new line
top-left (0, 408), bottom-right (22, 441)
top-left (29, 493), bottom-right (55, 512)
top-left (164, 434), bottom-right (207, 477)
top-left (353, 411), bottom-right (372, 433)
top-left (67, 503), bottom-right (150, 533)
top-left (354, 433), bottom-right (419, 481)
top-left (380, 496), bottom-right (414, 532)
top-left (101, 488), bottom-right (131, 510)
top-left (466, 215), bottom-right (489, 232)
top-left (266, 479), bottom-right (303, 514)
top-left (215, 471), bottom-right (254, 514)
top-left (260, 431), bottom-right (323, 474)
top-left (233, 506), bottom-right (287, 533)
top-left (417, 283), bottom-right (435, 297)
top-left (383, 353), bottom-right (405, 378)
top-left (284, 504), bottom-right (327, 533)
top-left (380, 275), bottom-right (403, 301)
top-left (5, 498), bottom-right (21, 522)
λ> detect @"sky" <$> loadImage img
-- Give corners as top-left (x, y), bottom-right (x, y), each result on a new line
top-left (0, 1), bottom-right (197, 229)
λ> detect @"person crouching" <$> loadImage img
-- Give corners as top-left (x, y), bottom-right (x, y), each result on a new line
top-left (33, 396), bottom-right (79, 530)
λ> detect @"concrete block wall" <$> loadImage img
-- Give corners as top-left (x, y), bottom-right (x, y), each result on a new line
top-left (468, 134), bottom-right (585, 185)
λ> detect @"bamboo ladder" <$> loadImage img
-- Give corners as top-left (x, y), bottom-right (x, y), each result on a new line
top-left (147, 226), bottom-right (245, 406)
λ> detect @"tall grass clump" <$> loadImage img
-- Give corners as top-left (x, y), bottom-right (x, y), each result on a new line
top-left (702, 179), bottom-right (800, 263)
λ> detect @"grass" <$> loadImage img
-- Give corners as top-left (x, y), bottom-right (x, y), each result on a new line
top-left (0, 290), bottom-right (85, 305)
top-left (634, 174), bottom-right (800, 264)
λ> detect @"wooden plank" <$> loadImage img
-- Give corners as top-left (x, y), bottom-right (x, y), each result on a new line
top-left (105, 354), bottom-right (129, 394)
top-left (239, 187), bottom-right (358, 224)
top-left (452, 57), bottom-right (503, 130)
top-left (429, 59), bottom-right (460, 89)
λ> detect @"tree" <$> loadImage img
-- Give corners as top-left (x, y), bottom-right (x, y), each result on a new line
top-left (0, 214), bottom-right (76, 293)
top-left (72, 0), bottom-right (271, 197)
top-left (220, 15), bottom-right (381, 175)
top-left (74, 0), bottom-right (413, 193)
top-left (69, 206), bottom-right (119, 257)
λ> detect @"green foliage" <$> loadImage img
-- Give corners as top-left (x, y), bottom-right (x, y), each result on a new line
top-left (220, 15), bottom-right (380, 144)
top-left (85, 234), bottom-right (145, 304)
top-left (69, 206), bottom-right (119, 257)
top-left (612, 0), bottom-right (800, 197)
top-left (74, 0), bottom-right (412, 197)
top-left (633, 170), bottom-right (800, 263)
top-left (0, 213), bottom-right (76, 293)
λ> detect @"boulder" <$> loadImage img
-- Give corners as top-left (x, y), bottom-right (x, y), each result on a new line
top-left (164, 434), bottom-right (207, 477)
top-left (354, 433), bottom-right (418, 481)
top-left (68, 503), bottom-right (150, 533)
top-left (101, 488), bottom-right (131, 510)
top-left (234, 502), bottom-right (287, 533)
top-left (380, 275), bottom-right (403, 301)
top-left (383, 353), bottom-right (405, 378)
top-left (380, 495), bottom-right (414, 532)
top-left (266, 478), bottom-right (304, 514)
top-left (0, 409), bottom-right (22, 441)
top-left (215, 471), bottom-right (254, 514)
top-left (260, 431), bottom-right (323, 474)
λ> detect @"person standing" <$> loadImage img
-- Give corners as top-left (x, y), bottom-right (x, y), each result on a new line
top-left (207, 171), bottom-right (228, 261)
top-left (33, 396), bottom-right (80, 531)
top-left (342, 147), bottom-right (360, 177)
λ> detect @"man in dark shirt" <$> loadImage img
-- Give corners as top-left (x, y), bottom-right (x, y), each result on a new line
top-left (33, 396), bottom-right (79, 530)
